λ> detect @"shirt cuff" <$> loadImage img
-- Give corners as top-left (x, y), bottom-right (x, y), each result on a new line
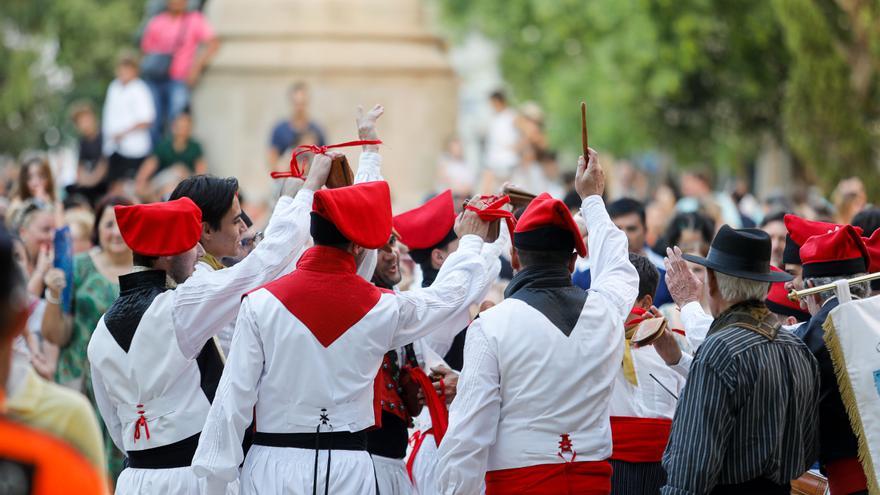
top-left (458, 234), bottom-right (484, 254)
top-left (580, 195), bottom-right (607, 232)
top-left (680, 301), bottom-right (708, 324)
top-left (359, 151), bottom-right (382, 168)
top-left (670, 352), bottom-right (692, 377)
top-left (293, 187), bottom-right (315, 206)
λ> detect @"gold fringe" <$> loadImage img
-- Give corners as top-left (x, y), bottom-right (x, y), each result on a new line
top-left (823, 315), bottom-right (880, 495)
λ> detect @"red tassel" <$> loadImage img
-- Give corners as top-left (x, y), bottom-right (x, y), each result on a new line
top-left (270, 140), bottom-right (383, 180)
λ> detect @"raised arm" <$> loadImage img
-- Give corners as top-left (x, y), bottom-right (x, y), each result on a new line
top-left (172, 156), bottom-right (331, 359)
top-left (192, 297), bottom-right (264, 489)
top-left (436, 321), bottom-right (501, 494)
top-left (664, 246), bottom-right (713, 350)
top-left (577, 150), bottom-right (639, 321)
top-left (353, 104), bottom-right (385, 280)
top-left (390, 201), bottom-right (492, 349)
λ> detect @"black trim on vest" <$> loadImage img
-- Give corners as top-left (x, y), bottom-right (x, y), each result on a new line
top-left (127, 433), bottom-right (200, 469)
top-left (104, 270), bottom-right (167, 352)
top-left (505, 264), bottom-right (587, 337)
top-left (196, 340), bottom-right (225, 403)
top-left (253, 430), bottom-right (367, 451)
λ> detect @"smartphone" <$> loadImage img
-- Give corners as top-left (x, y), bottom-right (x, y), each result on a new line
top-left (53, 226), bottom-right (74, 314)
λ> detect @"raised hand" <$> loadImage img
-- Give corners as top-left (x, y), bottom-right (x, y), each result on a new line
top-left (303, 152), bottom-right (336, 192)
top-left (664, 246), bottom-right (704, 308)
top-left (356, 104), bottom-right (384, 152)
top-left (574, 147), bottom-right (603, 199)
top-left (454, 195), bottom-right (492, 241)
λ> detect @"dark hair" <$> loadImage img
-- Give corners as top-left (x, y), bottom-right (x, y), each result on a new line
top-left (409, 228), bottom-right (457, 267)
top-left (653, 212), bottom-right (715, 255)
top-left (16, 157), bottom-right (56, 202)
top-left (516, 248), bottom-right (573, 268)
top-left (132, 252), bottom-right (159, 267)
top-left (1, 226), bottom-right (27, 336)
top-left (563, 190), bottom-right (581, 211)
top-left (760, 210), bottom-right (787, 228)
top-left (489, 90), bottom-right (507, 103)
top-left (92, 195), bottom-right (134, 247)
top-left (607, 198), bottom-right (646, 226)
top-left (169, 176), bottom-right (239, 231)
top-left (310, 212), bottom-right (352, 250)
top-left (852, 207), bottom-right (880, 237)
top-left (629, 253), bottom-right (659, 300)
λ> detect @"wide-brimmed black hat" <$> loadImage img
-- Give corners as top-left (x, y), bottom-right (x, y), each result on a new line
top-left (683, 225), bottom-right (793, 283)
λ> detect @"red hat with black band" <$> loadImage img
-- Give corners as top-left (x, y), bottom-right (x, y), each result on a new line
top-left (311, 181), bottom-right (392, 250)
top-left (765, 266), bottom-right (810, 322)
top-left (115, 198), bottom-right (202, 257)
top-left (783, 214), bottom-right (858, 265)
top-left (799, 224), bottom-right (869, 279)
top-left (393, 190), bottom-right (457, 263)
top-left (513, 193), bottom-right (587, 257)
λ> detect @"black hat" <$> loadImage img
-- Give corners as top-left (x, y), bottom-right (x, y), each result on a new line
top-left (782, 234), bottom-right (801, 265)
top-left (683, 225), bottom-right (792, 283)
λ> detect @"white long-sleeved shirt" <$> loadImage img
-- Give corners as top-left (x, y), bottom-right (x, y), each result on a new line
top-left (436, 195), bottom-right (639, 495)
top-left (191, 234), bottom-right (493, 486)
top-left (666, 301), bottom-right (715, 378)
top-left (101, 78), bottom-right (154, 158)
top-left (89, 188), bottom-right (315, 455)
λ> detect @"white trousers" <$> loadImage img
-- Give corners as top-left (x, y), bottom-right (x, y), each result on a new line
top-left (372, 455), bottom-right (412, 495)
top-left (116, 466), bottom-right (239, 495)
top-left (240, 445), bottom-right (377, 494)
top-left (409, 433), bottom-right (439, 495)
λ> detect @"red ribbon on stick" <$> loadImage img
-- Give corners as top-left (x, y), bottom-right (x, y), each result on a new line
top-left (270, 139), bottom-right (384, 179)
top-left (465, 194), bottom-right (517, 234)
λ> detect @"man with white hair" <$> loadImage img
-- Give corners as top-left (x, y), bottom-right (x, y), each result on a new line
top-left (660, 226), bottom-right (820, 494)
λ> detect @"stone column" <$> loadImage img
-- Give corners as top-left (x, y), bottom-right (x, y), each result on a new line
top-left (192, 0), bottom-right (457, 209)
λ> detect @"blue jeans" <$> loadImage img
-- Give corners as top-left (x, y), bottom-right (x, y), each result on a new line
top-left (147, 79), bottom-right (190, 145)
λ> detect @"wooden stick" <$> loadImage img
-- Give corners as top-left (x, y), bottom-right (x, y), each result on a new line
top-left (580, 102), bottom-right (589, 157)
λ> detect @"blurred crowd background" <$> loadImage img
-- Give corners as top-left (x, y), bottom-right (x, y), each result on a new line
top-left (1, 0), bottom-right (879, 485)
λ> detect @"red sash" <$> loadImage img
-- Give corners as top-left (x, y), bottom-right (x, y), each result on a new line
top-left (485, 460), bottom-right (612, 495)
top-left (609, 416), bottom-right (672, 463)
top-left (825, 457), bottom-right (867, 495)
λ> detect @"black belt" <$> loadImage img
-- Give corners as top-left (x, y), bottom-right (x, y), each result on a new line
top-left (252, 431), bottom-right (367, 451)
top-left (127, 433), bottom-right (200, 469)
top-left (711, 478), bottom-right (790, 495)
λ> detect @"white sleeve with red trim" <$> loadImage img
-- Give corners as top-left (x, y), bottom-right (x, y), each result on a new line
top-left (171, 188), bottom-right (314, 359)
top-left (390, 234), bottom-right (487, 349)
top-left (192, 297), bottom-right (263, 487)
top-left (679, 302), bottom-right (714, 351)
top-left (435, 320), bottom-right (500, 495)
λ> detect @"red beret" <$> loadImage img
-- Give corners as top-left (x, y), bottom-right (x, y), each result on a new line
top-left (764, 266), bottom-right (810, 321)
top-left (784, 214), bottom-right (858, 246)
top-left (800, 224), bottom-right (869, 279)
top-left (313, 181), bottom-right (392, 250)
top-left (393, 190), bottom-right (456, 250)
top-left (514, 193), bottom-right (587, 257)
top-left (115, 198), bottom-right (202, 257)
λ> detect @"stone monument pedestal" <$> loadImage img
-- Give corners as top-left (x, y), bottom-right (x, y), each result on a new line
top-left (193, 0), bottom-right (457, 209)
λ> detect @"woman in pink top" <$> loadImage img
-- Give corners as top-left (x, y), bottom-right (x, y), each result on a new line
top-left (141, 0), bottom-right (219, 144)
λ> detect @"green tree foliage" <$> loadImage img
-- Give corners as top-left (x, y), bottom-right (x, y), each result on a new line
top-left (439, 0), bottom-right (879, 192)
top-left (0, 0), bottom-right (143, 154)
top-left (773, 0), bottom-right (879, 195)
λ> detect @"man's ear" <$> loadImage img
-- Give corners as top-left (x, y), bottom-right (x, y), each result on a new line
top-left (568, 252), bottom-right (577, 274)
top-left (637, 294), bottom-right (653, 310)
top-left (431, 247), bottom-right (445, 270)
top-left (201, 221), bottom-right (212, 241)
